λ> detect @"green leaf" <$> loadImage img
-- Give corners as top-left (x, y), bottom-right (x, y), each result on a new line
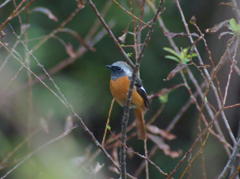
top-left (229, 18), bottom-right (240, 35)
top-left (182, 58), bottom-right (190, 64)
top-left (182, 48), bottom-right (189, 55)
top-left (163, 47), bottom-right (180, 58)
top-left (187, 53), bottom-right (197, 59)
top-left (165, 55), bottom-right (180, 62)
top-left (127, 52), bottom-right (133, 57)
top-left (159, 94), bottom-right (168, 103)
top-left (164, 47), bottom-right (197, 64)
top-left (229, 18), bottom-right (237, 31)
top-left (106, 124), bottom-right (111, 130)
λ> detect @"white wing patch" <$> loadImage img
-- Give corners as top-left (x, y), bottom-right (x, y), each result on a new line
top-left (139, 86), bottom-right (146, 93)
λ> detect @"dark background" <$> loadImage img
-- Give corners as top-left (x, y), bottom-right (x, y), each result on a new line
top-left (0, 0), bottom-right (238, 178)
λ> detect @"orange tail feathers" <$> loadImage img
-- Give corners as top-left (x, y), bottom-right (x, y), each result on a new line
top-left (134, 108), bottom-right (147, 140)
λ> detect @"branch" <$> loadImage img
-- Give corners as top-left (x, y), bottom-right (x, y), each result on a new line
top-left (119, 1), bottom-right (164, 178)
top-left (87, 0), bottom-right (134, 67)
top-left (0, 0), bottom-right (37, 31)
top-left (218, 137), bottom-right (240, 178)
top-left (231, 0), bottom-right (240, 21)
top-left (0, 126), bottom-right (77, 179)
top-left (175, 0), bottom-right (236, 144)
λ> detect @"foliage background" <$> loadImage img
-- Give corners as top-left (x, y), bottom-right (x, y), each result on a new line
top-left (0, 0), bottom-right (239, 178)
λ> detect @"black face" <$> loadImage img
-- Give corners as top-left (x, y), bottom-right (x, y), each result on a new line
top-left (111, 65), bottom-right (122, 72)
top-left (106, 65), bottom-right (123, 72)
top-left (106, 65), bottom-right (125, 80)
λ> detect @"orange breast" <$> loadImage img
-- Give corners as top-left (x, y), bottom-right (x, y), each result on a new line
top-left (110, 76), bottom-right (145, 109)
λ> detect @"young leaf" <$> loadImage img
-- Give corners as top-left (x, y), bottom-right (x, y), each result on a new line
top-left (32, 7), bottom-right (58, 22)
top-left (187, 53), bottom-right (197, 59)
top-left (165, 55), bottom-right (180, 62)
top-left (159, 94), bottom-right (168, 103)
top-left (164, 47), bottom-right (196, 64)
top-left (127, 52), bottom-right (133, 57)
top-left (229, 18), bottom-right (240, 35)
top-left (106, 124), bottom-right (111, 130)
top-left (163, 47), bottom-right (180, 58)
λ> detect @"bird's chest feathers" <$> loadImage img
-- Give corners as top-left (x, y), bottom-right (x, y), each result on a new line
top-left (110, 76), bottom-right (130, 106)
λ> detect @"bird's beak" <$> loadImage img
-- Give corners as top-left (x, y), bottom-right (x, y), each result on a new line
top-left (106, 65), bottom-right (112, 69)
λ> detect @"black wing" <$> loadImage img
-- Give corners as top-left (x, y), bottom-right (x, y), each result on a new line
top-left (134, 78), bottom-right (150, 109)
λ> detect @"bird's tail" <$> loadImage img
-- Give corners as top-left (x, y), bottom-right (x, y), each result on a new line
top-left (134, 108), bottom-right (147, 140)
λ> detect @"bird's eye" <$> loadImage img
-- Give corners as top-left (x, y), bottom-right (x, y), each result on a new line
top-left (115, 66), bottom-right (121, 71)
top-left (112, 66), bottom-right (121, 71)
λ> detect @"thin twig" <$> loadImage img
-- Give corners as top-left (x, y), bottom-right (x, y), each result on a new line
top-left (87, 0), bottom-right (134, 67)
top-left (0, 0), bottom-right (12, 8)
top-left (112, 0), bottom-right (149, 27)
top-left (144, 139), bottom-right (149, 179)
top-left (119, 1), bottom-right (164, 178)
top-left (231, 0), bottom-right (240, 20)
top-left (102, 99), bottom-right (115, 145)
top-left (223, 38), bottom-right (239, 105)
top-left (0, 126), bottom-right (78, 179)
top-left (126, 145), bottom-right (168, 176)
top-left (175, 0), bottom-right (236, 144)
top-left (0, 40), bottom-right (122, 178)
top-left (218, 137), bottom-right (240, 178)
top-left (31, 5), bottom-right (83, 52)
top-left (0, 0), bottom-right (37, 31)
top-left (6, 27), bottom-right (108, 97)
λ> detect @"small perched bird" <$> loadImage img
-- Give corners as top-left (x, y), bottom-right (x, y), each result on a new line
top-left (106, 61), bottom-right (149, 140)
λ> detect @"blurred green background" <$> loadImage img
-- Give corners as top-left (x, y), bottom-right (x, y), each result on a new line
top-left (0, 0), bottom-right (235, 178)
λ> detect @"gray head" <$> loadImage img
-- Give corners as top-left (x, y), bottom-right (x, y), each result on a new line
top-left (106, 61), bottom-right (133, 80)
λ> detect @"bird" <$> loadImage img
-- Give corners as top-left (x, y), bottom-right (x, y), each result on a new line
top-left (106, 61), bottom-right (149, 140)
